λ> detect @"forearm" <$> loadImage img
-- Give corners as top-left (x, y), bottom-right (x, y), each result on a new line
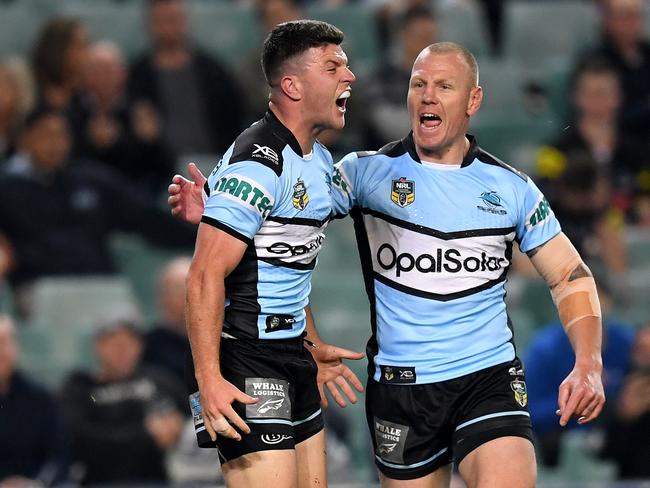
top-left (186, 267), bottom-right (226, 386)
top-left (303, 304), bottom-right (324, 346)
top-left (565, 316), bottom-right (603, 369)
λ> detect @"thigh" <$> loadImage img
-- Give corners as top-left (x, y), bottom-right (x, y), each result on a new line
top-left (366, 379), bottom-right (453, 482)
top-left (222, 449), bottom-right (299, 488)
top-left (458, 436), bottom-right (536, 488)
top-left (380, 464), bottom-right (452, 488)
top-left (295, 429), bottom-right (327, 488)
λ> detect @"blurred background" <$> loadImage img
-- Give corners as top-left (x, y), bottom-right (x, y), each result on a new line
top-left (0, 0), bottom-right (649, 486)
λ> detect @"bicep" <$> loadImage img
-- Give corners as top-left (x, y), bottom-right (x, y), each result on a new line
top-left (190, 223), bottom-right (248, 281)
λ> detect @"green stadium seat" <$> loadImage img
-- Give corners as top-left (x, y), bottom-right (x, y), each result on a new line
top-left (504, 1), bottom-right (598, 73)
top-left (60, 1), bottom-right (147, 58)
top-left (305, 4), bottom-right (380, 72)
top-left (0, 3), bottom-right (46, 58)
top-left (437, 1), bottom-right (491, 59)
top-left (188, 2), bottom-right (260, 69)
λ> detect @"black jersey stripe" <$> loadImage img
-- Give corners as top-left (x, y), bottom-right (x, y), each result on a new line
top-left (373, 270), bottom-right (508, 301)
top-left (259, 256), bottom-right (318, 270)
top-left (201, 216), bottom-right (253, 246)
top-left (360, 208), bottom-right (516, 240)
top-left (266, 214), bottom-right (331, 228)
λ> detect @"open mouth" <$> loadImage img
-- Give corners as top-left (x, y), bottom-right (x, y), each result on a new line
top-left (336, 89), bottom-right (351, 112)
top-left (420, 113), bottom-right (442, 129)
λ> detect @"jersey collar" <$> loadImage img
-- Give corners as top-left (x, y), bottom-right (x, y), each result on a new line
top-left (264, 110), bottom-right (304, 157)
top-left (401, 132), bottom-right (479, 167)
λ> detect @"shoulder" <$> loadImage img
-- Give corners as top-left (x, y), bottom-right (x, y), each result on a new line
top-left (475, 147), bottom-right (529, 183)
top-left (227, 119), bottom-right (286, 177)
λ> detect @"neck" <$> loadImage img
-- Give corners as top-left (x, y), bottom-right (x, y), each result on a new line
top-left (154, 44), bottom-right (190, 69)
top-left (0, 374), bottom-right (12, 395)
top-left (269, 103), bottom-right (315, 155)
top-left (416, 136), bottom-right (469, 165)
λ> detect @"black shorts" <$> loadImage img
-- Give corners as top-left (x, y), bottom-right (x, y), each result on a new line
top-left (366, 358), bottom-right (533, 480)
top-left (185, 336), bottom-right (324, 463)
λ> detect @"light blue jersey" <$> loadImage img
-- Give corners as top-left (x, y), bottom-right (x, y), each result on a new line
top-left (202, 111), bottom-right (333, 340)
top-left (332, 134), bottom-right (561, 384)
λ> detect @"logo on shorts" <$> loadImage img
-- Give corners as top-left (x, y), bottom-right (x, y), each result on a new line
top-left (477, 191), bottom-right (507, 215)
top-left (245, 378), bottom-right (291, 419)
top-left (261, 434), bottom-right (293, 445)
top-left (380, 365), bottom-right (416, 384)
top-left (374, 418), bottom-right (409, 464)
top-left (510, 379), bottom-right (528, 407)
top-left (292, 178), bottom-right (309, 210)
top-left (391, 177), bottom-right (415, 208)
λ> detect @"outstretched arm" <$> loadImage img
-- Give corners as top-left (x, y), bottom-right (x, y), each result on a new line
top-left (528, 232), bottom-right (605, 426)
top-left (304, 305), bottom-right (365, 408)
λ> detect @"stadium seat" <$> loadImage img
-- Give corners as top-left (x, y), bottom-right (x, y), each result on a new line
top-left (437, 1), bottom-right (491, 59)
top-left (305, 4), bottom-right (380, 72)
top-left (0, 2), bottom-right (47, 59)
top-left (27, 275), bottom-right (141, 329)
top-left (188, 2), bottom-right (260, 69)
top-left (504, 1), bottom-right (599, 74)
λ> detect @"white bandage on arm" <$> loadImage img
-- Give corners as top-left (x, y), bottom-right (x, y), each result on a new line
top-left (528, 233), bottom-right (601, 331)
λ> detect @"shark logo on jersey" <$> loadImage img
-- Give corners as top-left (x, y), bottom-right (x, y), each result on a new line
top-left (391, 177), bottom-right (415, 208)
top-left (477, 191), bottom-right (507, 215)
top-left (292, 178), bottom-right (309, 210)
top-left (510, 380), bottom-right (528, 407)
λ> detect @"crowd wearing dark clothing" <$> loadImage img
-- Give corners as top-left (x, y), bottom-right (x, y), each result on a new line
top-left (142, 325), bottom-right (190, 385)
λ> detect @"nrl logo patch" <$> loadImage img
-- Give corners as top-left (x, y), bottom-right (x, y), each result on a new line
top-left (383, 366), bottom-right (394, 382)
top-left (292, 178), bottom-right (309, 210)
top-left (391, 177), bottom-right (415, 208)
top-left (510, 379), bottom-right (528, 407)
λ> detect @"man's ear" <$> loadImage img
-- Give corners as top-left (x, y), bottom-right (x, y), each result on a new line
top-left (467, 85), bottom-right (483, 117)
top-left (280, 75), bottom-right (302, 102)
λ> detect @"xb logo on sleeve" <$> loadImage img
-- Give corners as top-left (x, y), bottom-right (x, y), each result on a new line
top-left (292, 178), bottom-right (309, 210)
top-left (252, 144), bottom-right (279, 164)
top-left (391, 177), bottom-right (415, 208)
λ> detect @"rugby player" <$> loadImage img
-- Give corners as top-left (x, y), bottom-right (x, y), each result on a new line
top-left (171, 42), bottom-right (605, 488)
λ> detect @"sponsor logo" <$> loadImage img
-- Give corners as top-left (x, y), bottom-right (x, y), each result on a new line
top-left (188, 392), bottom-right (204, 427)
top-left (213, 175), bottom-right (274, 218)
top-left (261, 434), bottom-right (293, 445)
top-left (292, 178), bottom-right (309, 210)
top-left (391, 177), bottom-right (415, 208)
top-left (257, 398), bottom-right (285, 414)
top-left (477, 191), bottom-right (507, 215)
top-left (332, 167), bottom-right (349, 193)
top-left (210, 159), bottom-right (223, 176)
top-left (380, 365), bottom-right (416, 384)
top-left (510, 380), bottom-right (528, 407)
top-left (265, 314), bottom-right (295, 333)
top-left (252, 144), bottom-right (279, 164)
top-left (265, 235), bottom-right (325, 258)
top-left (245, 378), bottom-right (291, 419)
top-left (377, 243), bottom-right (506, 278)
top-left (527, 197), bottom-right (552, 228)
top-left (374, 418), bottom-right (409, 464)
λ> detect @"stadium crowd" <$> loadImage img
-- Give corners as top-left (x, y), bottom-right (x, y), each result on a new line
top-left (0, 0), bottom-right (649, 485)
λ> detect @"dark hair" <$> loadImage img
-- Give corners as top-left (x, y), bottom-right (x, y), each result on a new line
top-left (20, 107), bottom-right (67, 134)
top-left (570, 56), bottom-right (619, 93)
top-left (398, 6), bottom-right (436, 31)
top-left (31, 17), bottom-right (84, 87)
top-left (261, 19), bottom-right (344, 86)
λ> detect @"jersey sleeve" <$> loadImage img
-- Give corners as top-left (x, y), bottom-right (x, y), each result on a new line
top-left (331, 152), bottom-right (361, 217)
top-left (202, 159), bottom-right (278, 243)
top-left (515, 176), bottom-right (561, 253)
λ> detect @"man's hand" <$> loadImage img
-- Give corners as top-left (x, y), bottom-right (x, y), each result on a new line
top-left (199, 376), bottom-right (258, 442)
top-left (309, 342), bottom-right (364, 408)
top-left (168, 162), bottom-right (207, 224)
top-left (556, 360), bottom-right (605, 426)
top-left (145, 410), bottom-right (185, 449)
top-left (616, 373), bottom-right (650, 422)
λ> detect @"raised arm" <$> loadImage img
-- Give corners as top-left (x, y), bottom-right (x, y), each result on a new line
top-left (527, 232), bottom-right (605, 426)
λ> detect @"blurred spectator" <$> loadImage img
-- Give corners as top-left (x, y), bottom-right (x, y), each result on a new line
top-left (0, 64), bottom-right (24, 161)
top-left (585, 0), bottom-right (650, 141)
top-left (0, 109), bottom-right (195, 317)
top-left (525, 283), bottom-right (634, 467)
top-left (31, 17), bottom-right (88, 119)
top-left (537, 58), bottom-right (648, 219)
top-left (60, 319), bottom-right (185, 485)
top-left (0, 315), bottom-right (70, 486)
top-left (141, 256), bottom-right (191, 384)
top-left (632, 169), bottom-right (650, 227)
top-left (129, 0), bottom-right (243, 158)
top-left (600, 324), bottom-right (650, 479)
top-left (76, 41), bottom-right (175, 197)
top-left (236, 0), bottom-right (302, 124)
top-left (359, 6), bottom-right (438, 149)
